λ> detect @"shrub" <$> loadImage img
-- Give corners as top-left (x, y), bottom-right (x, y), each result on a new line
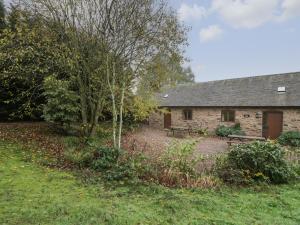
top-left (96, 126), bottom-right (111, 140)
top-left (64, 148), bottom-right (95, 168)
top-left (195, 127), bottom-right (208, 136)
top-left (160, 141), bottom-right (200, 176)
top-left (215, 123), bottom-right (245, 137)
top-left (91, 147), bottom-right (120, 170)
top-left (91, 146), bottom-right (140, 181)
top-left (215, 141), bottom-right (295, 185)
top-left (65, 143), bottom-right (139, 181)
top-left (43, 76), bottom-right (80, 127)
top-left (137, 141), bottom-right (213, 188)
top-left (278, 131), bottom-right (300, 147)
top-left (64, 140), bottom-right (219, 187)
top-left (291, 164), bottom-right (300, 178)
top-left (103, 162), bottom-right (136, 181)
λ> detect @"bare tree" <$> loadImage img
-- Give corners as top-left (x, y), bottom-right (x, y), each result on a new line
top-left (99, 0), bottom-right (187, 148)
top-left (21, 0), bottom-right (187, 148)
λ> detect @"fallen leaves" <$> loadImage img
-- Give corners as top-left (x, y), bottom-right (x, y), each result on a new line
top-left (0, 122), bottom-right (71, 168)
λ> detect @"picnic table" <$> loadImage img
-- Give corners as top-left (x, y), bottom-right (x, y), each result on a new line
top-left (227, 135), bottom-right (266, 146)
top-left (167, 126), bottom-right (190, 137)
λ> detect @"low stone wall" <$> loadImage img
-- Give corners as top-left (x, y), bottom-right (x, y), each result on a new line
top-left (149, 107), bottom-right (300, 136)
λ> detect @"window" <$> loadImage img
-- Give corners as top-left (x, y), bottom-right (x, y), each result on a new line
top-left (221, 110), bottom-right (235, 122)
top-left (183, 109), bottom-right (192, 120)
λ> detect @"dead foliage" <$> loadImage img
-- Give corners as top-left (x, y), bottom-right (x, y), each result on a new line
top-left (0, 122), bottom-right (72, 168)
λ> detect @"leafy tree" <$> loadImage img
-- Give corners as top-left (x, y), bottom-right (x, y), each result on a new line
top-left (123, 94), bottom-right (157, 123)
top-left (6, 3), bottom-right (20, 31)
top-left (22, 0), bottom-right (113, 137)
top-left (43, 76), bottom-right (80, 127)
top-left (0, 0), bottom-right (5, 30)
top-left (23, 0), bottom-right (187, 148)
top-left (139, 52), bottom-right (195, 93)
top-left (0, 8), bottom-right (72, 119)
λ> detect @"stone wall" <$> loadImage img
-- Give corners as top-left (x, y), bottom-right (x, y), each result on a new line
top-left (149, 107), bottom-right (300, 136)
top-left (235, 109), bottom-right (263, 136)
top-left (283, 109), bottom-right (300, 132)
top-left (171, 108), bottom-right (223, 134)
top-left (148, 111), bottom-right (164, 129)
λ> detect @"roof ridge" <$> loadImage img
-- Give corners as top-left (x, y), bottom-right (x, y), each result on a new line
top-left (195, 71), bottom-right (300, 85)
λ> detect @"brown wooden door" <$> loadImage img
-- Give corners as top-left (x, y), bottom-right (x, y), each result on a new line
top-left (263, 112), bottom-right (283, 139)
top-left (164, 113), bottom-right (171, 129)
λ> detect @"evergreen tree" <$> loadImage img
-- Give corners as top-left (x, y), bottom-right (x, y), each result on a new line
top-left (7, 3), bottom-right (21, 31)
top-left (0, 0), bottom-right (5, 30)
top-left (0, 9), bottom-right (72, 120)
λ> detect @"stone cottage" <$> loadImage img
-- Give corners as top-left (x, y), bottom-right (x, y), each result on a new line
top-left (149, 72), bottom-right (300, 139)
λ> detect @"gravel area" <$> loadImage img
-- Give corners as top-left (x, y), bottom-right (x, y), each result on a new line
top-left (122, 126), bottom-right (176, 158)
top-left (196, 137), bottom-right (228, 156)
top-left (123, 126), bottom-right (228, 157)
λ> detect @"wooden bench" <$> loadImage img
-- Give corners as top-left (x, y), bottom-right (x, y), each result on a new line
top-left (167, 126), bottom-right (189, 137)
top-left (227, 135), bottom-right (266, 146)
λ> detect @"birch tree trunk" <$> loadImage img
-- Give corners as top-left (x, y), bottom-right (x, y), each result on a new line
top-left (107, 57), bottom-right (117, 148)
top-left (117, 81), bottom-right (126, 149)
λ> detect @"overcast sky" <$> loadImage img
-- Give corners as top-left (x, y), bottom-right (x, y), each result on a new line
top-left (172, 0), bottom-right (300, 81)
top-left (4, 0), bottom-right (300, 82)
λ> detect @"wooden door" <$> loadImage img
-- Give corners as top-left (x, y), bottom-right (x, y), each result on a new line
top-left (263, 112), bottom-right (283, 139)
top-left (164, 113), bottom-right (171, 129)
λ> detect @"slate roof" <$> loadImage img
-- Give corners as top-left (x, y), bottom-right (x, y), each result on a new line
top-left (158, 72), bottom-right (300, 107)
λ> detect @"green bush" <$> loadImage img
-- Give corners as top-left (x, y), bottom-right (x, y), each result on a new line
top-left (103, 162), bottom-right (136, 181)
top-left (92, 147), bottom-right (141, 181)
top-left (64, 148), bottom-right (95, 168)
top-left (195, 127), bottom-right (208, 136)
top-left (291, 164), bottom-right (300, 177)
top-left (278, 131), bottom-right (300, 147)
top-left (64, 140), bottom-right (220, 187)
top-left (215, 123), bottom-right (245, 137)
top-left (43, 76), bottom-right (80, 127)
top-left (215, 141), bottom-right (295, 185)
top-left (64, 144), bottom-right (139, 181)
top-left (96, 126), bottom-right (111, 139)
top-left (91, 147), bottom-right (120, 170)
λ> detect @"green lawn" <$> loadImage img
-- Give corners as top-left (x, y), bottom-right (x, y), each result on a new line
top-left (1, 141), bottom-right (300, 225)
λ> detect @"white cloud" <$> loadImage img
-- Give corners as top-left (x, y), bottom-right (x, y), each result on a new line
top-left (212, 0), bottom-right (279, 29)
top-left (279, 0), bottom-right (300, 21)
top-left (178, 3), bottom-right (207, 21)
top-left (199, 25), bottom-right (223, 42)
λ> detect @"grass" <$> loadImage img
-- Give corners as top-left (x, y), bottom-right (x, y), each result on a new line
top-left (1, 141), bottom-right (300, 225)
